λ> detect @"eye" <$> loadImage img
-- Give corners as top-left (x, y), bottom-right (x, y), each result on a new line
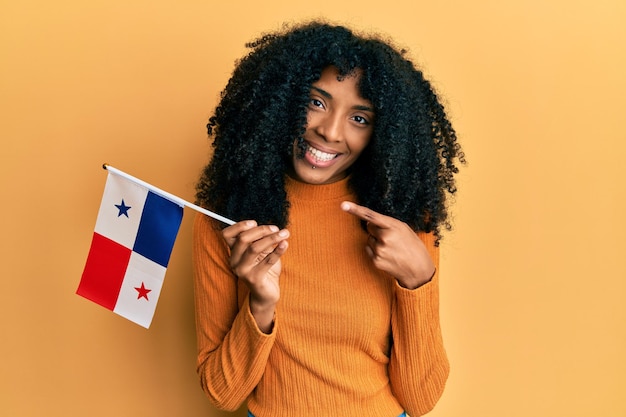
top-left (352, 115), bottom-right (370, 125)
top-left (309, 98), bottom-right (325, 109)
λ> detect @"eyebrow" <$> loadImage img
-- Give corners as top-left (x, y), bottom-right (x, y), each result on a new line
top-left (311, 86), bottom-right (375, 113)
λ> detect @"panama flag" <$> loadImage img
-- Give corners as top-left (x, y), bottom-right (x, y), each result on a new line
top-left (77, 171), bottom-right (184, 328)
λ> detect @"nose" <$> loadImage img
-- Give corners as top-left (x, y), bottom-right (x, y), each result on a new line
top-left (316, 112), bottom-right (343, 143)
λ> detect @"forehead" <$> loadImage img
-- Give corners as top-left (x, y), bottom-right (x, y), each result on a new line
top-left (312, 66), bottom-right (371, 106)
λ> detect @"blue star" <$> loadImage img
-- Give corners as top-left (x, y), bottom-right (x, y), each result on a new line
top-left (115, 199), bottom-right (131, 218)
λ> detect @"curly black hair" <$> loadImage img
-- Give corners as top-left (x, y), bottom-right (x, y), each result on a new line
top-left (196, 20), bottom-right (465, 242)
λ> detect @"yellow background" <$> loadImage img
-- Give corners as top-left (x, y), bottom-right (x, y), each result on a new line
top-left (1, 0), bottom-right (624, 416)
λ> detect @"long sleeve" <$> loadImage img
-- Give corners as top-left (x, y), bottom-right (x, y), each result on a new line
top-left (388, 232), bottom-right (450, 416)
top-left (192, 213), bottom-right (276, 411)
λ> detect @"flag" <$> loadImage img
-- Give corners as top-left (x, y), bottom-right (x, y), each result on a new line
top-left (77, 171), bottom-right (184, 328)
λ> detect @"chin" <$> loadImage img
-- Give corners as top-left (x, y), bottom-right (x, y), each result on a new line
top-left (293, 170), bottom-right (326, 184)
top-left (297, 167), bottom-right (345, 185)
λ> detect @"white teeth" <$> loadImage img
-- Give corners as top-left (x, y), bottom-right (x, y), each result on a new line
top-left (307, 145), bottom-right (336, 162)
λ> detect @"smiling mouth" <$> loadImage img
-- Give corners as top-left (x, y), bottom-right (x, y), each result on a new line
top-left (306, 144), bottom-right (338, 164)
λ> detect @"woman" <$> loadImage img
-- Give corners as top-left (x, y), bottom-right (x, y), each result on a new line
top-left (193, 21), bottom-right (464, 417)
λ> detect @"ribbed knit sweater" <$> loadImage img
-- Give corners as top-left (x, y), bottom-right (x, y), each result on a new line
top-left (193, 176), bottom-right (449, 417)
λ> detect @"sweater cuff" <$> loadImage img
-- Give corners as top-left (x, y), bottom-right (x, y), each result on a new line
top-left (394, 272), bottom-right (439, 316)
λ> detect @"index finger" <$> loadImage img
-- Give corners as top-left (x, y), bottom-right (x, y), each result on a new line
top-left (340, 201), bottom-right (390, 228)
top-left (222, 220), bottom-right (260, 245)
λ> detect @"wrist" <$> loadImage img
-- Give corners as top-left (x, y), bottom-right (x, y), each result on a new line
top-left (397, 267), bottom-right (436, 290)
top-left (249, 297), bottom-right (277, 334)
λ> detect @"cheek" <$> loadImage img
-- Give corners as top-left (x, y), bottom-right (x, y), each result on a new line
top-left (305, 110), bottom-right (320, 129)
top-left (350, 131), bottom-right (372, 155)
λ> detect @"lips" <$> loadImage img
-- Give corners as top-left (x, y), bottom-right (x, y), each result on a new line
top-left (307, 144), bottom-right (337, 163)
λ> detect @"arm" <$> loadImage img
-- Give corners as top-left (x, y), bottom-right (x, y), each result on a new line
top-left (340, 203), bottom-right (449, 415)
top-left (192, 214), bottom-right (284, 410)
top-left (388, 233), bottom-right (450, 416)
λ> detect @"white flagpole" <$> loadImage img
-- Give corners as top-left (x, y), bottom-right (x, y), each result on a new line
top-left (103, 164), bottom-right (236, 226)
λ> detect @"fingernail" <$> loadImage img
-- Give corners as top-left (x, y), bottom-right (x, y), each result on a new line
top-left (269, 225), bottom-right (279, 232)
top-left (341, 202), bottom-right (350, 211)
top-left (278, 229), bottom-right (289, 237)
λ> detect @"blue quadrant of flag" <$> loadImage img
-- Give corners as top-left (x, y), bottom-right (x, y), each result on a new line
top-left (134, 191), bottom-right (183, 267)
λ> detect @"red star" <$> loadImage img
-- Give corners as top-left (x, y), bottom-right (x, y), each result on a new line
top-left (134, 282), bottom-right (152, 301)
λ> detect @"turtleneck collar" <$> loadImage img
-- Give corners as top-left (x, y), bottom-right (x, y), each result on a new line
top-left (285, 174), bottom-right (353, 202)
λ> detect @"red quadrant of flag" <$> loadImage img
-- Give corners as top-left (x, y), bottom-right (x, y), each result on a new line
top-left (77, 233), bottom-right (131, 310)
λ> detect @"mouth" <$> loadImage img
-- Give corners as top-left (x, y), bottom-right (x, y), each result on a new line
top-left (304, 143), bottom-right (340, 167)
top-left (308, 144), bottom-right (337, 161)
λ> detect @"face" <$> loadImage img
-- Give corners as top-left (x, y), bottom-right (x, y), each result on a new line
top-left (289, 66), bottom-right (375, 185)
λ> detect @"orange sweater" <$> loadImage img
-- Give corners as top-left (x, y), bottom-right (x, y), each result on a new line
top-left (193, 176), bottom-right (449, 417)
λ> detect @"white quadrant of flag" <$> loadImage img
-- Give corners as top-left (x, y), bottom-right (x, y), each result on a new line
top-left (94, 173), bottom-right (148, 248)
top-left (77, 172), bottom-right (183, 328)
top-left (113, 252), bottom-right (166, 328)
